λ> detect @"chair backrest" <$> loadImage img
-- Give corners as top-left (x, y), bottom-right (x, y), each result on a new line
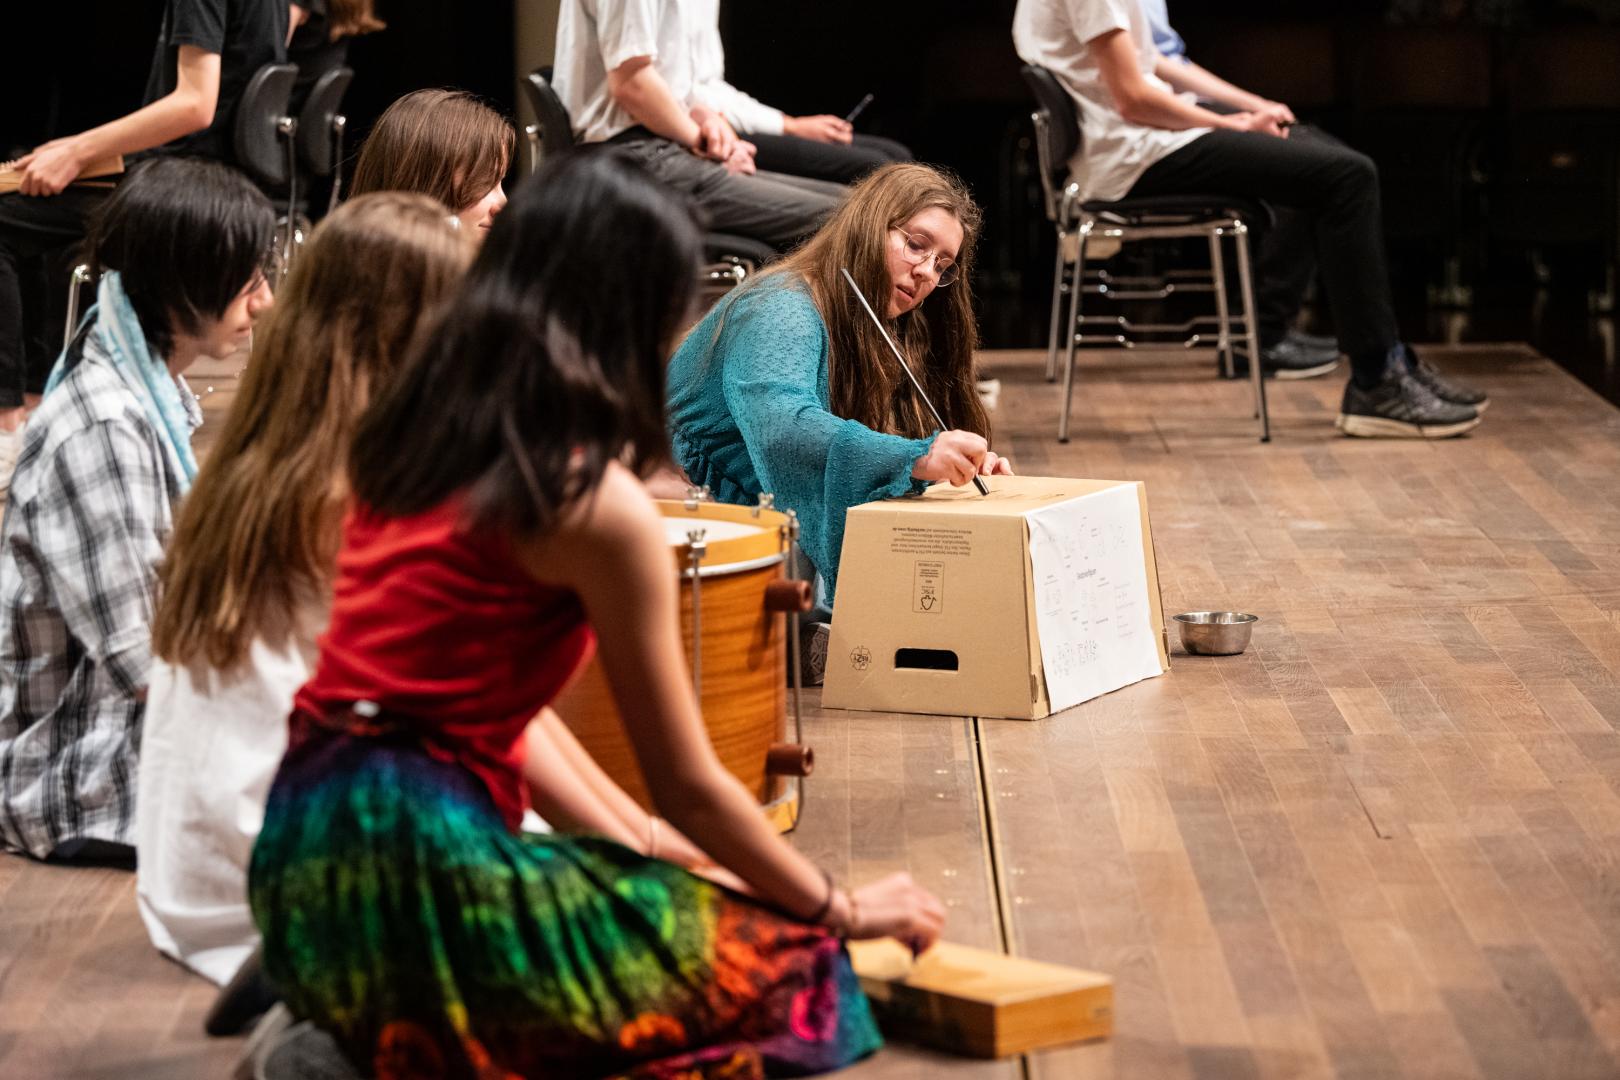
top-left (1020, 64), bottom-right (1080, 220)
top-left (520, 68), bottom-right (579, 166)
top-left (296, 66), bottom-right (354, 177)
top-left (234, 63), bottom-right (299, 188)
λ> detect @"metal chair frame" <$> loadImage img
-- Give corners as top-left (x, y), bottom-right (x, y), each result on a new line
top-left (233, 63), bottom-right (300, 284)
top-left (1024, 67), bottom-right (1270, 443)
top-left (294, 66), bottom-right (355, 219)
top-left (62, 264), bottom-right (95, 349)
top-left (518, 68), bottom-right (769, 287)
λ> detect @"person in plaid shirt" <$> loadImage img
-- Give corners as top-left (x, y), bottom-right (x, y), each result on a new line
top-left (0, 157), bottom-right (274, 860)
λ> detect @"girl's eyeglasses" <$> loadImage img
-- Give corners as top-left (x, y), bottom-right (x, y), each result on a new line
top-left (894, 229), bottom-right (960, 287)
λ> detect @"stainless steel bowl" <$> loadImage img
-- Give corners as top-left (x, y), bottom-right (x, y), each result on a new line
top-left (1173, 611), bottom-right (1259, 656)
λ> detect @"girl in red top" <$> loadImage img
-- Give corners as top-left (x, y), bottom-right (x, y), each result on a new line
top-left (248, 150), bottom-right (944, 1079)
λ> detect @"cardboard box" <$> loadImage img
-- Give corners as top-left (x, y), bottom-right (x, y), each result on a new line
top-left (847, 938), bottom-right (1114, 1058)
top-left (824, 475), bottom-right (1168, 720)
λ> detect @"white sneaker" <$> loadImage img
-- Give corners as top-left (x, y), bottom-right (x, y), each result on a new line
top-left (0, 424), bottom-right (25, 505)
top-left (976, 378), bottom-right (1002, 411)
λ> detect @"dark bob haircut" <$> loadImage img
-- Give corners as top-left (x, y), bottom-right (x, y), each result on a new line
top-left (85, 157), bottom-right (275, 359)
top-left (350, 150), bottom-right (703, 535)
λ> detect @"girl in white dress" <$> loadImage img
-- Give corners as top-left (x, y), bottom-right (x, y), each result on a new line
top-left (135, 192), bottom-right (473, 983)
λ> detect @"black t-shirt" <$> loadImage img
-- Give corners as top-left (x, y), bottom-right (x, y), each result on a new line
top-left (142, 0), bottom-right (288, 166)
top-left (288, 0), bottom-right (352, 118)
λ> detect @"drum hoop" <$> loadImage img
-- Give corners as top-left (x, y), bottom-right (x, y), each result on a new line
top-left (657, 498), bottom-right (791, 572)
top-left (680, 551), bottom-right (786, 579)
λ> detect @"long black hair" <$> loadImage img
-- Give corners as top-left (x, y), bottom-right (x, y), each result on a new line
top-left (85, 157), bottom-right (275, 358)
top-left (349, 150), bottom-right (703, 535)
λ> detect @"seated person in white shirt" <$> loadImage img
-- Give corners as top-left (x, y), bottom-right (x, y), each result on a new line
top-left (687, 0), bottom-right (911, 185)
top-left (1012, 0), bottom-right (1488, 438)
top-left (553, 0), bottom-right (845, 248)
top-left (134, 191), bottom-right (472, 984)
top-left (0, 158), bottom-right (274, 862)
top-left (1136, 0), bottom-right (1343, 379)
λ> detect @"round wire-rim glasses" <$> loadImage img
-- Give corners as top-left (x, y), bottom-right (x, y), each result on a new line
top-left (894, 229), bottom-right (960, 287)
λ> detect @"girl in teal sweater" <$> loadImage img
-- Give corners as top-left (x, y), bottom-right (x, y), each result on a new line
top-left (667, 163), bottom-right (1011, 609)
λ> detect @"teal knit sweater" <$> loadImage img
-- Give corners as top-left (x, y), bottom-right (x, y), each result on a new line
top-left (667, 277), bottom-right (936, 605)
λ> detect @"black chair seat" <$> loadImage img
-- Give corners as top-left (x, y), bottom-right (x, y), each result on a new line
top-left (705, 231), bottom-right (775, 267)
top-left (1080, 194), bottom-right (1274, 230)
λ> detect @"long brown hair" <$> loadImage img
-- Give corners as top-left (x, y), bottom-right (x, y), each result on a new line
top-left (350, 152), bottom-right (702, 535)
top-left (761, 162), bottom-right (988, 440)
top-left (325, 0), bottom-right (385, 40)
top-left (349, 89), bottom-right (515, 214)
top-left (152, 193), bottom-right (472, 670)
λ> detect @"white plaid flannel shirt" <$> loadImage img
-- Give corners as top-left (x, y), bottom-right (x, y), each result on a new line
top-left (0, 346), bottom-right (186, 858)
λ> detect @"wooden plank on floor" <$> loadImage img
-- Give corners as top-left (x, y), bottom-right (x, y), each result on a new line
top-left (0, 864), bottom-right (240, 1079)
top-left (10, 340), bottom-right (1620, 1079)
top-left (972, 344), bottom-right (1620, 1080)
top-left (979, 685), bottom-right (1202, 1080)
top-left (795, 691), bottom-right (1017, 1078)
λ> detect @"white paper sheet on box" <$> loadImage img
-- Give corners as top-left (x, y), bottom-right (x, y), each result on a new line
top-left (1026, 486), bottom-right (1163, 712)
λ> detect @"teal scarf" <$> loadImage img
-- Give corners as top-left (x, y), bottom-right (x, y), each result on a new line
top-left (46, 271), bottom-right (200, 489)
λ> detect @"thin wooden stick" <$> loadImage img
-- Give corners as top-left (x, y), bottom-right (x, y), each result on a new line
top-left (840, 268), bottom-right (989, 496)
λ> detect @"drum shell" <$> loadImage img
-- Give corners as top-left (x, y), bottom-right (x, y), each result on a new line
top-left (555, 559), bottom-right (787, 810)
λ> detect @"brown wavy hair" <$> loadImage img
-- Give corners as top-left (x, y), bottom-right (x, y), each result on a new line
top-left (760, 162), bottom-right (988, 440)
top-left (152, 193), bottom-right (473, 670)
top-left (348, 89), bottom-right (515, 215)
top-left (325, 0), bottom-right (385, 40)
top-left (349, 151), bottom-right (702, 534)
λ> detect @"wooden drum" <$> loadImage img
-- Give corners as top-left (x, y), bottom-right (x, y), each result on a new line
top-left (554, 494), bottom-right (813, 830)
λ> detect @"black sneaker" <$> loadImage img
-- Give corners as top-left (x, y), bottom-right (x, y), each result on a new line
top-left (1336, 369), bottom-right (1481, 438)
top-left (1286, 328), bottom-right (1338, 353)
top-left (1232, 336), bottom-right (1341, 380)
top-left (1402, 345), bottom-right (1489, 412)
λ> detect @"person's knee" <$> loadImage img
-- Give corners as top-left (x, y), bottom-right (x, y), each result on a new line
top-left (1331, 148), bottom-right (1379, 191)
top-left (866, 136), bottom-right (913, 164)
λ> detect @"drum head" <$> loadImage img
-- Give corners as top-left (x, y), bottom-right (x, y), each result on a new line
top-left (656, 499), bottom-right (789, 577)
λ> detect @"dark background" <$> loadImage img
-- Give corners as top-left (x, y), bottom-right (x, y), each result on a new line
top-left (11, 1), bottom-right (1620, 394)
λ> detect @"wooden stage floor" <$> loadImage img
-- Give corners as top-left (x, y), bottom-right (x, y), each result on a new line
top-left (6, 343), bottom-right (1620, 1078)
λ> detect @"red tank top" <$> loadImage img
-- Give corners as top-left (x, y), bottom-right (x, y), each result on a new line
top-left (293, 498), bottom-right (595, 830)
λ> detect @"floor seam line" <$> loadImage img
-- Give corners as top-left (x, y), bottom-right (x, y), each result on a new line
top-left (969, 715), bottom-right (1035, 1078)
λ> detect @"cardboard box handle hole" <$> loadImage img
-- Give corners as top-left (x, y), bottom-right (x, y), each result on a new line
top-left (894, 648), bottom-right (959, 672)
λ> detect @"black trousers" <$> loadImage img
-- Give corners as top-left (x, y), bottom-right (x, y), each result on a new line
top-left (740, 131), bottom-right (912, 185)
top-left (0, 189), bottom-right (106, 408)
top-left (1129, 127), bottom-right (1399, 380)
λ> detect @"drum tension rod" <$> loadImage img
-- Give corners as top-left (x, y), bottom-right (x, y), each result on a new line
top-left (782, 509), bottom-right (806, 739)
top-left (686, 529), bottom-right (708, 699)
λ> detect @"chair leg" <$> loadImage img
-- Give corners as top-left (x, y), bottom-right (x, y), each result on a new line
top-left (1058, 220), bottom-right (1090, 444)
top-left (1045, 227), bottom-right (1068, 383)
top-left (1233, 222), bottom-right (1269, 443)
top-left (327, 117), bottom-right (347, 218)
top-left (1208, 230), bottom-right (1233, 379)
top-left (62, 264), bottom-right (92, 350)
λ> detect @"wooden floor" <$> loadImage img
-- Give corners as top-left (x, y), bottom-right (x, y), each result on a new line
top-left (7, 343), bottom-right (1620, 1078)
